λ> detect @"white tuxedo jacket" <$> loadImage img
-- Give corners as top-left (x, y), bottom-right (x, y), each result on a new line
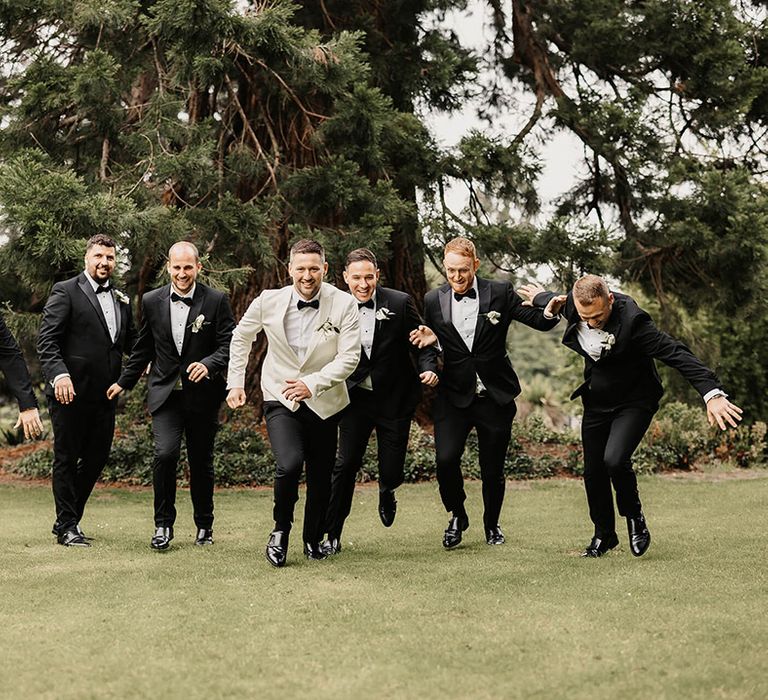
top-left (227, 282), bottom-right (360, 419)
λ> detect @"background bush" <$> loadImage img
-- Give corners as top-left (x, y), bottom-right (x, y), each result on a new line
top-left (5, 400), bottom-right (765, 486)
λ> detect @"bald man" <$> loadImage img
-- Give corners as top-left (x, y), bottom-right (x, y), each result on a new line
top-left (108, 242), bottom-right (235, 550)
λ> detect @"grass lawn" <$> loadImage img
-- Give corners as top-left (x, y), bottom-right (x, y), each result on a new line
top-left (1, 470), bottom-right (766, 700)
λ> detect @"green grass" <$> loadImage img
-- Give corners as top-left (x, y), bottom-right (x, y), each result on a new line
top-left (1, 472), bottom-right (767, 700)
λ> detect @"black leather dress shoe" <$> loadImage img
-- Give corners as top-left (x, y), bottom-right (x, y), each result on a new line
top-left (194, 528), bottom-right (214, 546)
top-left (582, 532), bottom-right (619, 557)
top-left (320, 537), bottom-right (342, 556)
top-left (627, 514), bottom-right (651, 557)
top-left (442, 514), bottom-right (469, 549)
top-left (378, 489), bottom-right (397, 527)
top-left (57, 527), bottom-right (90, 547)
top-left (265, 530), bottom-right (288, 568)
top-left (53, 522), bottom-right (93, 541)
top-left (150, 526), bottom-right (173, 551)
top-left (485, 525), bottom-right (505, 545)
top-left (303, 542), bottom-right (327, 561)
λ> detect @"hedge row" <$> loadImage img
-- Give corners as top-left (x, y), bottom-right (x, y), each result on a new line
top-left (5, 399), bottom-right (766, 486)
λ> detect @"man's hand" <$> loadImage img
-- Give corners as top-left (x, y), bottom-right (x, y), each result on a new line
top-left (409, 325), bottom-right (438, 348)
top-left (706, 396), bottom-right (743, 431)
top-left (544, 294), bottom-right (567, 317)
top-left (106, 383), bottom-right (124, 401)
top-left (54, 376), bottom-right (76, 404)
top-left (186, 362), bottom-right (209, 383)
top-left (419, 371), bottom-right (439, 387)
top-left (517, 283), bottom-right (546, 306)
top-left (14, 408), bottom-right (44, 440)
top-left (226, 388), bottom-right (246, 409)
top-left (282, 379), bottom-right (312, 403)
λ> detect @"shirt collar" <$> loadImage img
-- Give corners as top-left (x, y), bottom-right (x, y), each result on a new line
top-left (84, 269), bottom-right (110, 292)
top-left (171, 282), bottom-right (196, 299)
top-left (291, 288), bottom-right (321, 305)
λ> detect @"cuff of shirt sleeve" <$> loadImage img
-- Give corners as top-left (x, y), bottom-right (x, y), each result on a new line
top-left (703, 389), bottom-right (727, 403)
top-left (52, 373), bottom-right (70, 388)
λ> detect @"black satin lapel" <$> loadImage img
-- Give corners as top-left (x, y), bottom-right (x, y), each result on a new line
top-left (157, 286), bottom-right (175, 353)
top-left (77, 276), bottom-right (111, 340)
top-left (438, 286), bottom-right (452, 325)
top-left (181, 286), bottom-right (205, 354)
top-left (111, 290), bottom-right (122, 341)
top-left (472, 278), bottom-right (491, 343)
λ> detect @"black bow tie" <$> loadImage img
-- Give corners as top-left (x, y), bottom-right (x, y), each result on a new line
top-left (95, 285), bottom-right (111, 295)
top-left (297, 299), bottom-right (320, 310)
top-left (358, 299), bottom-right (374, 310)
top-left (171, 292), bottom-right (193, 307)
top-left (454, 288), bottom-right (477, 301)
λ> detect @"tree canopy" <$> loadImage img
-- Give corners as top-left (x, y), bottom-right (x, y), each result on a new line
top-left (1, 0), bottom-right (767, 417)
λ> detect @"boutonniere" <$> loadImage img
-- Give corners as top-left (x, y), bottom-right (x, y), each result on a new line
top-left (316, 319), bottom-right (340, 336)
top-left (375, 307), bottom-right (395, 321)
top-left (190, 314), bottom-right (207, 333)
top-left (600, 333), bottom-right (616, 356)
top-left (114, 290), bottom-right (130, 305)
top-left (482, 310), bottom-right (501, 325)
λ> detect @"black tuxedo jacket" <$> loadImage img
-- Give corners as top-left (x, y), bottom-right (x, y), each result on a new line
top-left (1, 316), bottom-right (38, 410)
top-left (118, 283), bottom-right (235, 414)
top-left (347, 287), bottom-right (439, 419)
top-left (424, 277), bottom-right (558, 409)
top-left (534, 290), bottom-right (721, 411)
top-left (38, 273), bottom-right (135, 403)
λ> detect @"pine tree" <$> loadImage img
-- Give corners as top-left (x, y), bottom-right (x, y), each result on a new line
top-left (0, 0), bottom-right (466, 404)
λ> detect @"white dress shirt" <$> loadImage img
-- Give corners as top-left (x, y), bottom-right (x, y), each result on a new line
top-left (575, 321), bottom-right (613, 362)
top-left (357, 293), bottom-right (376, 390)
top-left (170, 283), bottom-right (195, 355)
top-left (450, 279), bottom-right (486, 394)
top-left (284, 290), bottom-right (320, 362)
top-left (85, 270), bottom-right (117, 342)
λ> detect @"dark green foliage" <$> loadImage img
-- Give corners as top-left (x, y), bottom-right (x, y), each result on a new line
top-left (10, 403), bottom-right (761, 484)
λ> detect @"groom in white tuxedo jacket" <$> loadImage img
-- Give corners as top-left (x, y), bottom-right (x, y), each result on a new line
top-left (227, 239), bottom-right (360, 567)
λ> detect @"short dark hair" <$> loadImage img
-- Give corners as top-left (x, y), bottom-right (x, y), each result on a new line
top-left (86, 234), bottom-right (116, 251)
top-left (345, 248), bottom-right (377, 268)
top-left (573, 274), bottom-right (610, 304)
top-left (289, 239), bottom-right (324, 261)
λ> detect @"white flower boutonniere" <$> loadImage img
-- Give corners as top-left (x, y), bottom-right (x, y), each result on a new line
top-left (482, 310), bottom-right (501, 325)
top-left (316, 319), bottom-right (340, 336)
top-left (190, 314), bottom-right (206, 333)
top-left (114, 290), bottom-right (130, 305)
top-left (600, 333), bottom-right (616, 357)
top-left (375, 307), bottom-right (395, 322)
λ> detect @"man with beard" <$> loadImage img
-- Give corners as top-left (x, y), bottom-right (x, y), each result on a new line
top-left (38, 234), bottom-right (135, 547)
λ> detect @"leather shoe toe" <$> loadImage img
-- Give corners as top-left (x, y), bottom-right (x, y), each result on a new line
top-left (485, 525), bottom-right (505, 545)
top-left (195, 528), bottom-right (214, 546)
top-left (582, 533), bottom-right (619, 558)
top-left (320, 537), bottom-right (341, 556)
top-left (378, 490), bottom-right (397, 527)
top-left (627, 514), bottom-right (651, 557)
top-left (265, 530), bottom-right (288, 567)
top-left (303, 542), bottom-right (327, 561)
top-left (150, 526), bottom-right (173, 551)
top-left (442, 514), bottom-right (469, 549)
top-left (57, 527), bottom-right (90, 547)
